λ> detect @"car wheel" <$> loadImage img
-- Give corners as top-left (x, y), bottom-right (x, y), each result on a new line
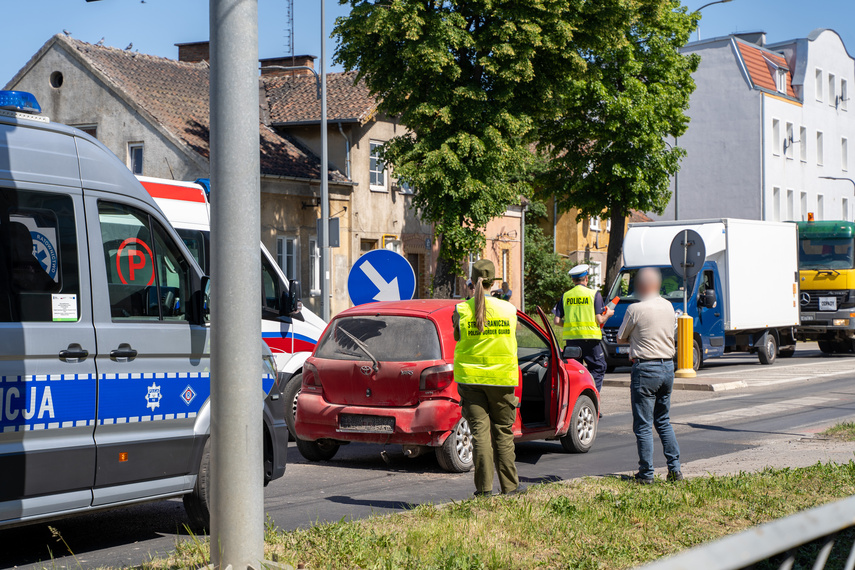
top-left (283, 373), bottom-right (302, 440)
top-left (757, 332), bottom-right (777, 365)
top-left (560, 395), bottom-right (597, 453)
top-left (183, 438), bottom-right (211, 532)
top-left (435, 418), bottom-right (474, 473)
top-left (295, 438), bottom-right (340, 462)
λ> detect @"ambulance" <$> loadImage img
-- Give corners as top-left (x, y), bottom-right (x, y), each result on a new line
top-left (0, 90), bottom-right (287, 531)
top-left (136, 176), bottom-right (327, 437)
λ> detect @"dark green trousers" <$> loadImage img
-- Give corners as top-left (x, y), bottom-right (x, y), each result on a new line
top-left (458, 384), bottom-right (520, 494)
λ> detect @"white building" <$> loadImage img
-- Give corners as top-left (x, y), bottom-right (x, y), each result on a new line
top-left (659, 29), bottom-right (855, 222)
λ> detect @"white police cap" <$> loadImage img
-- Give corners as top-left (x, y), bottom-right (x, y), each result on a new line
top-left (569, 264), bottom-right (590, 278)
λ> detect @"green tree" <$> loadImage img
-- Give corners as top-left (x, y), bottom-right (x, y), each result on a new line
top-left (523, 202), bottom-right (573, 313)
top-left (537, 0), bottom-right (699, 291)
top-left (333, 0), bottom-right (628, 296)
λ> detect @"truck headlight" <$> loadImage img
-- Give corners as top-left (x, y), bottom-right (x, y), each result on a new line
top-left (833, 319), bottom-right (850, 327)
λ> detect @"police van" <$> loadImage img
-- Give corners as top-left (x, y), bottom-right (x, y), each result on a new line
top-left (0, 91), bottom-right (288, 531)
top-left (135, 176), bottom-right (327, 438)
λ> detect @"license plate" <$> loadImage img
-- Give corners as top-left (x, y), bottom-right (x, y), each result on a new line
top-left (801, 314), bottom-right (815, 321)
top-left (819, 297), bottom-right (837, 311)
top-left (338, 414), bottom-right (395, 433)
top-left (616, 346), bottom-right (630, 355)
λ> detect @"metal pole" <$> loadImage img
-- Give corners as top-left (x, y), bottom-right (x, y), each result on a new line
top-left (674, 137), bottom-right (679, 220)
top-left (682, 230), bottom-right (688, 315)
top-left (520, 203), bottom-right (527, 311)
top-left (320, 0), bottom-right (331, 321)
top-left (209, 0), bottom-right (263, 568)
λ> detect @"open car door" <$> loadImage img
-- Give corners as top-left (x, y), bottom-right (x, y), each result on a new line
top-left (535, 306), bottom-right (573, 435)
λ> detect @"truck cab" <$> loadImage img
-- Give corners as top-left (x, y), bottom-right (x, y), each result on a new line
top-left (795, 220), bottom-right (855, 353)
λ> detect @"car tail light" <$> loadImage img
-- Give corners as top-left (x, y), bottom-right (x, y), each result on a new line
top-left (419, 363), bottom-right (454, 393)
top-left (302, 362), bottom-right (321, 390)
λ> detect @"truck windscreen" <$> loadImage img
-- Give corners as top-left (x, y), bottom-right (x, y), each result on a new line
top-left (609, 267), bottom-right (692, 302)
top-left (799, 238), bottom-right (855, 270)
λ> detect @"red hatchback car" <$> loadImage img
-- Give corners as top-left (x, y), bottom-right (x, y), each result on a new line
top-left (293, 300), bottom-right (599, 472)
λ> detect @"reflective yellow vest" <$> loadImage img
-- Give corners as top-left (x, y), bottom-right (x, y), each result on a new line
top-left (454, 296), bottom-right (519, 387)
top-left (562, 285), bottom-right (602, 341)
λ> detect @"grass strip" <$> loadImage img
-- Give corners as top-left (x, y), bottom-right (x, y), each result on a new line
top-left (823, 422), bottom-right (855, 442)
top-left (137, 462), bottom-right (855, 570)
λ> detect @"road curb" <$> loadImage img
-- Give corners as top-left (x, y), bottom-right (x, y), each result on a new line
top-left (603, 378), bottom-right (748, 392)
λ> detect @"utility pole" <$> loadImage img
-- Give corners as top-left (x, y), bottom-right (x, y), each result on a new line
top-left (209, 0), bottom-right (263, 568)
top-left (319, 0), bottom-right (331, 321)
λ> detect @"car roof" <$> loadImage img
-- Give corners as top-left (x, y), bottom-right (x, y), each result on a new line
top-left (335, 299), bottom-right (460, 318)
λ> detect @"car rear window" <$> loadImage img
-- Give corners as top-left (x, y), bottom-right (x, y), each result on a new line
top-left (315, 315), bottom-right (442, 362)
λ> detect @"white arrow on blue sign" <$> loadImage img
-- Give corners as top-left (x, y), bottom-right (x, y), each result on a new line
top-left (347, 249), bottom-right (416, 306)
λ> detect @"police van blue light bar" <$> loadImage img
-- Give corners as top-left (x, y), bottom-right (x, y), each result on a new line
top-left (0, 91), bottom-right (42, 114)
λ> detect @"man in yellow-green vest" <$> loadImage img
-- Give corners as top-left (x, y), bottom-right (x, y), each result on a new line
top-left (553, 264), bottom-right (613, 395)
top-left (453, 259), bottom-right (524, 497)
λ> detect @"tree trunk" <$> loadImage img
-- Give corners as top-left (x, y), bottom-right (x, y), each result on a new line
top-left (606, 207), bottom-right (627, 296)
top-left (432, 255), bottom-right (457, 299)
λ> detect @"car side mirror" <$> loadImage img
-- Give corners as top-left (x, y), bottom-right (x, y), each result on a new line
top-left (700, 289), bottom-right (717, 309)
top-left (562, 345), bottom-right (582, 360)
top-left (281, 280), bottom-right (303, 317)
top-left (198, 276), bottom-right (211, 323)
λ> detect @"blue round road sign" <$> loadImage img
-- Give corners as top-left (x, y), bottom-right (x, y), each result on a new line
top-left (347, 249), bottom-right (416, 306)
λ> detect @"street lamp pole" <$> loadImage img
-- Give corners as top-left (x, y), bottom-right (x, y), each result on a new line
top-left (695, 0), bottom-right (733, 41)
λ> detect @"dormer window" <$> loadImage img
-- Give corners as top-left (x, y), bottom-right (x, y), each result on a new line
top-left (776, 68), bottom-right (787, 93)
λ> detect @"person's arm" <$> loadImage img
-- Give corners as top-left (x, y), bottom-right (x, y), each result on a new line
top-left (594, 292), bottom-right (613, 326)
top-left (552, 301), bottom-right (563, 326)
top-left (452, 309), bottom-right (461, 342)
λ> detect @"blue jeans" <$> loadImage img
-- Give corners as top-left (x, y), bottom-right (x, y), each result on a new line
top-left (630, 359), bottom-right (680, 478)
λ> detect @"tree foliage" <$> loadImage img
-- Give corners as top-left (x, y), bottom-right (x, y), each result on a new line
top-left (536, 0), bottom-right (699, 289)
top-left (523, 202), bottom-right (574, 313)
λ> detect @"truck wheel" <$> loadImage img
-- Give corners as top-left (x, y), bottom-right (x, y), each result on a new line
top-left (757, 333), bottom-right (777, 365)
top-left (692, 339), bottom-right (703, 372)
top-left (818, 340), bottom-right (836, 354)
top-left (560, 395), bottom-right (598, 453)
top-left (183, 438), bottom-right (211, 532)
top-left (435, 418), bottom-right (474, 473)
top-left (283, 373), bottom-right (302, 440)
top-left (295, 438), bottom-right (340, 462)
top-left (779, 347), bottom-right (796, 358)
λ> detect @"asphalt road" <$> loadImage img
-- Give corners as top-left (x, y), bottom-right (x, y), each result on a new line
top-left (4, 348), bottom-right (855, 569)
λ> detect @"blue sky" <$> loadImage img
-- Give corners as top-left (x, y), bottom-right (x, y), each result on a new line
top-left (1, 0), bottom-right (853, 89)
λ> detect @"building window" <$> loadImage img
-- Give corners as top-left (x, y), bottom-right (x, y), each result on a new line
top-left (308, 238), bottom-right (319, 295)
top-left (276, 236), bottom-right (298, 279)
top-left (775, 68), bottom-right (787, 93)
top-left (369, 141), bottom-right (386, 191)
top-left (785, 123), bottom-right (794, 160)
top-left (771, 119), bottom-right (781, 156)
top-left (816, 69), bottom-right (823, 101)
top-left (844, 197), bottom-right (850, 221)
top-left (73, 124), bottom-right (97, 139)
top-left (501, 249), bottom-right (510, 283)
top-left (817, 131), bottom-right (824, 166)
top-left (843, 138), bottom-right (849, 172)
top-left (589, 261), bottom-right (602, 289)
top-left (128, 142), bottom-right (144, 175)
top-left (800, 191), bottom-right (808, 221)
top-left (828, 73), bottom-right (837, 107)
top-left (772, 187), bottom-right (781, 222)
top-left (841, 79), bottom-right (849, 111)
top-left (589, 217), bottom-right (601, 232)
top-left (799, 126), bottom-right (807, 162)
top-left (360, 239), bottom-right (377, 254)
top-left (817, 195), bottom-right (825, 221)
top-left (467, 252), bottom-right (481, 280)
top-left (786, 189), bottom-right (794, 221)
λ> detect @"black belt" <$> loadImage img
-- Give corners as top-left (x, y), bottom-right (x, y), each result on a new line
top-left (635, 358), bottom-right (669, 363)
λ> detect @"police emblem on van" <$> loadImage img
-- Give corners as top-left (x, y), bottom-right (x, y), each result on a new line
top-left (182, 385), bottom-right (197, 406)
top-left (145, 383), bottom-right (162, 411)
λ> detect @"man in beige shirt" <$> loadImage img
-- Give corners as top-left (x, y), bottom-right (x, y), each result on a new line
top-left (617, 267), bottom-right (681, 484)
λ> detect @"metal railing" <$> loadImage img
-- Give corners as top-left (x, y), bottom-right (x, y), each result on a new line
top-left (638, 494), bottom-right (855, 570)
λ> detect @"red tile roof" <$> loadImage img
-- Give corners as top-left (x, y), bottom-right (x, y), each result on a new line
top-left (30, 35), bottom-right (347, 182)
top-left (735, 40), bottom-right (797, 99)
top-left (263, 71), bottom-right (378, 125)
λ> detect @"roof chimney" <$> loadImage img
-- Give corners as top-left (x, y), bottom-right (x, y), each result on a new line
top-left (260, 55), bottom-right (317, 77)
top-left (734, 31), bottom-right (766, 47)
top-left (175, 41), bottom-right (210, 63)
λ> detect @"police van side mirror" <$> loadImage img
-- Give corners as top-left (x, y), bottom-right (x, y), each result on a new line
top-left (562, 345), bottom-right (582, 360)
top-left (281, 280), bottom-right (303, 317)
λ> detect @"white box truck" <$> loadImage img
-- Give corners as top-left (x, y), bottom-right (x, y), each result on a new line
top-left (602, 219), bottom-right (800, 370)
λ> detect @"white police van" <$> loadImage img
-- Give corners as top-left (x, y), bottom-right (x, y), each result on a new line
top-left (0, 91), bottom-right (287, 531)
top-left (135, 176), bottom-right (327, 438)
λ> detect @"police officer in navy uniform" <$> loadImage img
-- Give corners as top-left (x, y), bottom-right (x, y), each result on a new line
top-left (553, 264), bottom-right (613, 394)
top-left (453, 259), bottom-right (525, 496)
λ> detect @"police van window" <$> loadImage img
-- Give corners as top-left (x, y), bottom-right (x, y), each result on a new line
top-left (98, 202), bottom-right (191, 322)
top-left (261, 254), bottom-right (281, 312)
top-left (0, 189), bottom-right (80, 322)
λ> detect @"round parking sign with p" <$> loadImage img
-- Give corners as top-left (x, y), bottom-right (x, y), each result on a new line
top-left (116, 238), bottom-right (154, 285)
top-left (347, 249), bottom-right (416, 306)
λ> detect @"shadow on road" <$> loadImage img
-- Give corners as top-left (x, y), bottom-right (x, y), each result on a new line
top-left (324, 495), bottom-right (419, 510)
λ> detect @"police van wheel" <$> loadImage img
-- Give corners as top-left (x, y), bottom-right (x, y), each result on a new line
top-left (183, 439), bottom-right (211, 532)
top-left (561, 395), bottom-right (597, 453)
top-left (692, 339), bottom-right (702, 372)
top-left (296, 438), bottom-right (340, 462)
top-left (757, 333), bottom-right (777, 365)
top-left (436, 418), bottom-right (474, 473)
top-left (283, 373), bottom-right (302, 440)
